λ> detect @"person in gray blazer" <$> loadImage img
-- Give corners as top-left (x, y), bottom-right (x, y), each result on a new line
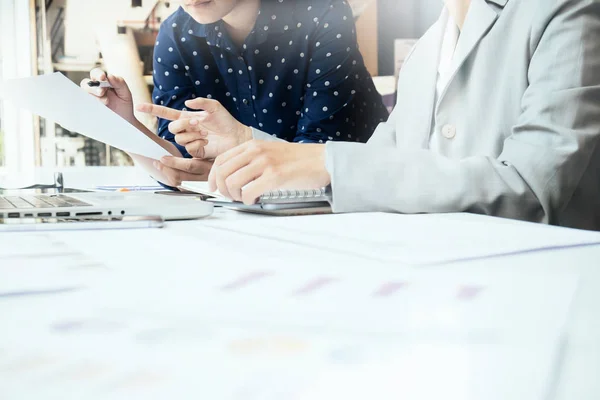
top-left (201, 0), bottom-right (600, 230)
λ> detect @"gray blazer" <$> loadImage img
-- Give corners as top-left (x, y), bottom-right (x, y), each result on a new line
top-left (323, 0), bottom-right (600, 230)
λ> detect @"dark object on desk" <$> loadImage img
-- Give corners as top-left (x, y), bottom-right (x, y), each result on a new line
top-left (208, 200), bottom-right (332, 216)
top-left (155, 190), bottom-right (217, 203)
top-left (154, 190), bottom-right (204, 197)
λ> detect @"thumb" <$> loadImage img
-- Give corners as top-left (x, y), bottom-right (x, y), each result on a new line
top-left (106, 74), bottom-right (132, 99)
top-left (185, 97), bottom-right (221, 113)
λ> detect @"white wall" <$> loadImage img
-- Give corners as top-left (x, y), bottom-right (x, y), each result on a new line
top-left (63, 0), bottom-right (175, 63)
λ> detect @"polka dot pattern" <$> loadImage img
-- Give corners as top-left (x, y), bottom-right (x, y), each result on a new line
top-left (152, 0), bottom-right (388, 156)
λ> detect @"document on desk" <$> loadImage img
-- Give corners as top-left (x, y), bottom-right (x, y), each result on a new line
top-left (9, 227), bottom-right (577, 342)
top-left (99, 256), bottom-right (578, 343)
top-left (201, 212), bottom-right (600, 265)
top-left (0, 72), bottom-right (169, 160)
top-left (0, 328), bottom-right (563, 400)
top-left (0, 270), bottom-right (571, 400)
top-left (0, 227), bottom-right (578, 399)
top-left (0, 233), bottom-right (108, 297)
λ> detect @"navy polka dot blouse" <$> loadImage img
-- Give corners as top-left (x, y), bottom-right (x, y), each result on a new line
top-left (152, 0), bottom-right (389, 157)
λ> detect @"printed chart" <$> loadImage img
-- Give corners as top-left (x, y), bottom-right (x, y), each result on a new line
top-left (0, 233), bottom-right (109, 297)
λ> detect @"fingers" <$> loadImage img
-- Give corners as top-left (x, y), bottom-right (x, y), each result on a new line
top-left (80, 78), bottom-right (108, 98)
top-left (137, 103), bottom-right (184, 121)
top-left (88, 68), bottom-right (109, 95)
top-left (209, 144), bottom-right (257, 199)
top-left (185, 140), bottom-right (209, 159)
top-left (154, 157), bottom-right (212, 187)
top-left (85, 69), bottom-right (131, 99)
top-left (240, 175), bottom-right (275, 205)
top-left (90, 68), bottom-right (107, 81)
top-left (174, 131), bottom-right (207, 146)
top-left (160, 156), bottom-right (212, 174)
top-left (168, 118), bottom-right (210, 158)
top-left (185, 97), bottom-right (221, 113)
top-left (208, 143), bottom-right (251, 192)
top-left (106, 74), bottom-right (132, 98)
top-left (222, 162), bottom-right (265, 202)
top-left (168, 117), bottom-right (208, 135)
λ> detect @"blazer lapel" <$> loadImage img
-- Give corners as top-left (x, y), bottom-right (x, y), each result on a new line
top-left (436, 0), bottom-right (505, 108)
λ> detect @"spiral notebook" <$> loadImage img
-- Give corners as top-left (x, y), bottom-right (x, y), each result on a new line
top-left (179, 181), bottom-right (331, 205)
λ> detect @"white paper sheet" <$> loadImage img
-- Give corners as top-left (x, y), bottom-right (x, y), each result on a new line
top-left (89, 258), bottom-right (579, 342)
top-left (5, 228), bottom-right (576, 343)
top-left (0, 227), bottom-right (577, 399)
top-left (201, 212), bottom-right (600, 265)
top-left (180, 181), bottom-right (232, 201)
top-left (0, 72), bottom-right (169, 160)
top-left (0, 329), bottom-right (563, 400)
top-left (0, 277), bottom-right (568, 400)
top-left (0, 233), bottom-right (109, 296)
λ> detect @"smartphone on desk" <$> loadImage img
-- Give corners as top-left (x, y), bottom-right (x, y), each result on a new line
top-left (208, 200), bottom-right (332, 216)
top-left (0, 215), bottom-right (164, 232)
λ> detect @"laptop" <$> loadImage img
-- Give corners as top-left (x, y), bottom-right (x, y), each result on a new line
top-left (0, 191), bottom-right (214, 221)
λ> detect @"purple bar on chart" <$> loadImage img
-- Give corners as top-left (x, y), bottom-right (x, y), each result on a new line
top-left (51, 319), bottom-right (124, 334)
top-left (457, 285), bottom-right (485, 301)
top-left (220, 271), bottom-right (274, 291)
top-left (373, 281), bottom-right (409, 298)
top-left (293, 277), bottom-right (338, 296)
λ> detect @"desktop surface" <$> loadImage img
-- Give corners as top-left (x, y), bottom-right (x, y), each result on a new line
top-left (1, 167), bottom-right (600, 399)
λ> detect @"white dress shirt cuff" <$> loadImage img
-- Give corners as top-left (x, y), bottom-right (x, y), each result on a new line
top-left (251, 127), bottom-right (286, 142)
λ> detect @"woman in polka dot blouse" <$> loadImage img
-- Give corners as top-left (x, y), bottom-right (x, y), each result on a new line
top-left (83, 0), bottom-right (388, 187)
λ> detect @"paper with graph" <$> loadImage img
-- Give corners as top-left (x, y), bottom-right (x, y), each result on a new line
top-left (0, 225), bottom-right (579, 399)
top-left (0, 233), bottom-right (109, 297)
top-left (0, 266), bottom-right (573, 400)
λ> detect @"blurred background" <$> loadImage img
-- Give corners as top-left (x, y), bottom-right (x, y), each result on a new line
top-left (0, 0), bottom-right (442, 175)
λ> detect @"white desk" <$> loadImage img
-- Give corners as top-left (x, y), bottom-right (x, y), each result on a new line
top-left (2, 167), bottom-right (600, 399)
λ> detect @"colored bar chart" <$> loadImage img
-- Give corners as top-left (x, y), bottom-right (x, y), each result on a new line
top-left (220, 271), bottom-right (274, 291)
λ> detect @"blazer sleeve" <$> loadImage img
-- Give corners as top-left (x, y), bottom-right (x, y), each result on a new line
top-left (324, 0), bottom-right (600, 224)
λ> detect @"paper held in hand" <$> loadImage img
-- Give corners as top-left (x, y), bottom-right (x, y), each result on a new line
top-left (0, 72), bottom-right (170, 160)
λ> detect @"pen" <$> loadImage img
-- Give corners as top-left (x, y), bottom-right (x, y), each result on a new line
top-left (87, 81), bottom-right (113, 88)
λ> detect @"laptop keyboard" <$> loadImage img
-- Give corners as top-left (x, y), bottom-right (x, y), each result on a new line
top-left (0, 195), bottom-right (91, 209)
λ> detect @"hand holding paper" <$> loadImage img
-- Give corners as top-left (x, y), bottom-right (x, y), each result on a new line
top-left (80, 68), bottom-right (138, 126)
top-left (0, 72), bottom-right (171, 160)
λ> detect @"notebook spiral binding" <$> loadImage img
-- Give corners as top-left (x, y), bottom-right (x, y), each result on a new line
top-left (258, 187), bottom-right (329, 202)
